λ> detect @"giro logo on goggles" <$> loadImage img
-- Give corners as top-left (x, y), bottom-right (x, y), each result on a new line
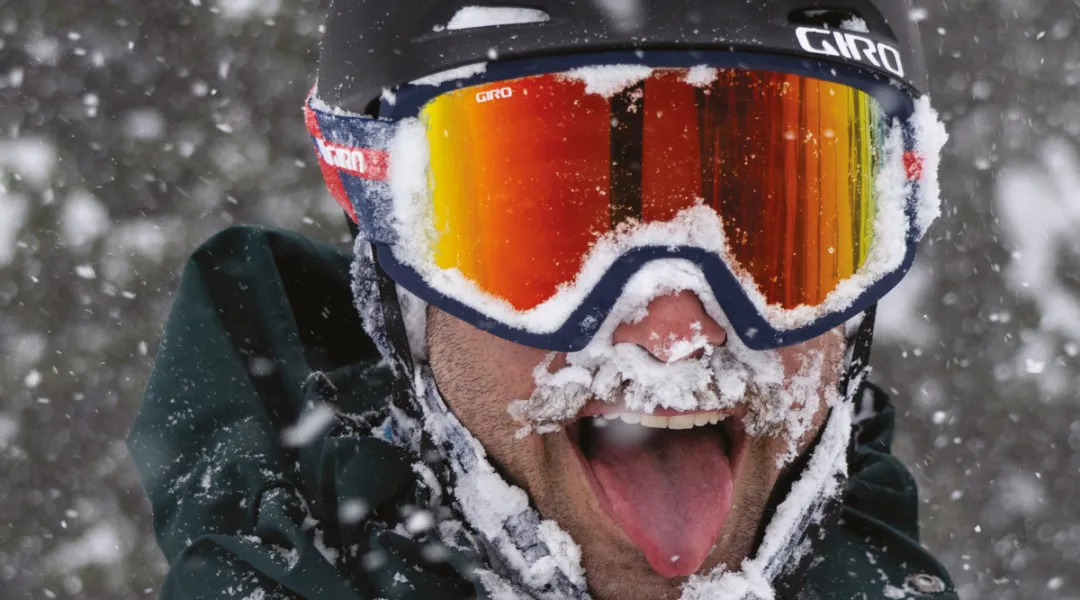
top-left (795, 26), bottom-right (905, 78)
top-left (476, 87), bottom-right (514, 103)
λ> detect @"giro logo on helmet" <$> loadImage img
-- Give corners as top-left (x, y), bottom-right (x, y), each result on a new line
top-left (476, 87), bottom-right (514, 103)
top-left (795, 26), bottom-right (905, 78)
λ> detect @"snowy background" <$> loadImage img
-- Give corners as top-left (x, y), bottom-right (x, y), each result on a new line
top-left (1, 0), bottom-right (1078, 598)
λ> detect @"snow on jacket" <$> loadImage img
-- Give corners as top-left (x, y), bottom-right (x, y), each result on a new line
top-left (128, 226), bottom-right (957, 600)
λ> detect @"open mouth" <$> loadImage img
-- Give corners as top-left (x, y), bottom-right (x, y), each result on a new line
top-left (566, 407), bottom-right (746, 578)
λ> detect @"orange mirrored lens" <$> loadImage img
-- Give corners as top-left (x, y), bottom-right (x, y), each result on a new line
top-left (420, 68), bottom-right (885, 312)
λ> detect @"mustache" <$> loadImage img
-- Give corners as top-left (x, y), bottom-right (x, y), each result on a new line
top-left (510, 346), bottom-right (781, 428)
top-left (508, 344), bottom-right (837, 464)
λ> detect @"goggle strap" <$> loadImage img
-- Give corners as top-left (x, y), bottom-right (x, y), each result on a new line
top-left (839, 303), bottom-right (876, 401)
top-left (304, 93), bottom-right (397, 244)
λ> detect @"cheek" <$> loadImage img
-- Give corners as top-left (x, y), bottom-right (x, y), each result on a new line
top-left (426, 308), bottom-right (552, 443)
top-left (778, 329), bottom-right (846, 387)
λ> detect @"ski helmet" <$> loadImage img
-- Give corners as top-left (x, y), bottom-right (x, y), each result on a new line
top-left (317, 0), bottom-right (927, 115)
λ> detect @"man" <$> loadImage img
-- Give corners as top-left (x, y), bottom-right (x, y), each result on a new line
top-left (129, 1), bottom-right (955, 598)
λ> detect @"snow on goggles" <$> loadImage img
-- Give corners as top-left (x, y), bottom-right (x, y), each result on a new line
top-left (305, 52), bottom-right (935, 351)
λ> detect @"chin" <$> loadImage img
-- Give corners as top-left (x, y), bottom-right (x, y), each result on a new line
top-left (522, 406), bottom-right (774, 600)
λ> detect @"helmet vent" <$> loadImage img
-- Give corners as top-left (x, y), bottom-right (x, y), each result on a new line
top-left (440, 6), bottom-right (551, 31)
top-left (788, 7), bottom-right (869, 33)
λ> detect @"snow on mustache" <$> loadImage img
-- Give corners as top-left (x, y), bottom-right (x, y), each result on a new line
top-left (508, 259), bottom-right (842, 464)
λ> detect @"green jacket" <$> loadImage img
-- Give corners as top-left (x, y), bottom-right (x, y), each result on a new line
top-left (128, 225), bottom-right (958, 600)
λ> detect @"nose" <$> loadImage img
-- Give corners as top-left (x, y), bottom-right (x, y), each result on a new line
top-left (610, 290), bottom-right (727, 362)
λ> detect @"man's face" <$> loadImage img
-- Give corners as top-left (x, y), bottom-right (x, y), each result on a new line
top-left (427, 291), bottom-right (845, 600)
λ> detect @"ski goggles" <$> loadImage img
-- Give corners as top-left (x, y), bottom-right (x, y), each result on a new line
top-left (305, 52), bottom-right (932, 351)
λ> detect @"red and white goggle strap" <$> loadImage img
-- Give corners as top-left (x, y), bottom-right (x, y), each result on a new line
top-left (303, 90), bottom-right (397, 244)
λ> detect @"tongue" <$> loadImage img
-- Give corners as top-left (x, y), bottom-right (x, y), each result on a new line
top-left (589, 425), bottom-right (733, 577)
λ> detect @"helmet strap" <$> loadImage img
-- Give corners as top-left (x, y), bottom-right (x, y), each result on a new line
top-left (840, 303), bottom-right (877, 400)
top-left (349, 212), bottom-right (420, 416)
top-left (373, 255), bottom-right (416, 387)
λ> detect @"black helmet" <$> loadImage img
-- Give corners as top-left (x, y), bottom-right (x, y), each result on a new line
top-left (318, 0), bottom-right (928, 113)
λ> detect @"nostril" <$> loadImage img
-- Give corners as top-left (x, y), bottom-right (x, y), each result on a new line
top-left (610, 291), bottom-right (727, 362)
top-left (685, 347), bottom-right (707, 361)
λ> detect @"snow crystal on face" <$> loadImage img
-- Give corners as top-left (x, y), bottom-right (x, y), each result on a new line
top-left (280, 403), bottom-right (335, 447)
top-left (559, 65), bottom-right (654, 98)
top-left (509, 259), bottom-right (842, 461)
top-left (445, 6), bottom-right (550, 30)
top-left (409, 62), bottom-right (488, 87)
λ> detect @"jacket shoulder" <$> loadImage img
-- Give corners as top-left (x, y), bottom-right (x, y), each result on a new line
top-left (171, 224), bottom-right (378, 374)
top-left (129, 226), bottom-right (430, 599)
top-left (799, 383), bottom-right (958, 600)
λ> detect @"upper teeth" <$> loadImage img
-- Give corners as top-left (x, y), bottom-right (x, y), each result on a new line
top-left (598, 411), bottom-right (725, 430)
